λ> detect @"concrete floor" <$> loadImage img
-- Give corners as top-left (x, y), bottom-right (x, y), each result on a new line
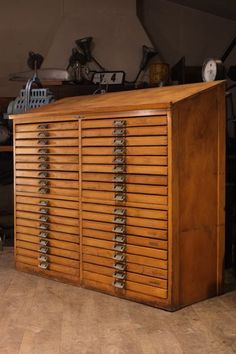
top-left (0, 248), bottom-right (236, 354)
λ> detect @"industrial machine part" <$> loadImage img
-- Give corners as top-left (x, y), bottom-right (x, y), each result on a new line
top-left (76, 37), bottom-right (105, 71)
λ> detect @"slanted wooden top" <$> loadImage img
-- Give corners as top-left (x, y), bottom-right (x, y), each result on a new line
top-left (10, 81), bottom-right (225, 120)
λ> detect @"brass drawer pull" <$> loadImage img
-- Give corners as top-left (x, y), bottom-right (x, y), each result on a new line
top-left (38, 132), bottom-right (49, 139)
top-left (113, 235), bottom-right (126, 243)
top-left (39, 231), bottom-right (48, 238)
top-left (37, 139), bottom-right (48, 145)
top-left (38, 156), bottom-right (48, 162)
top-left (113, 138), bottom-right (125, 146)
top-left (112, 253), bottom-right (125, 262)
top-left (39, 239), bottom-right (48, 246)
top-left (38, 172), bottom-right (48, 178)
top-left (113, 157), bottom-right (125, 164)
top-left (113, 120), bottom-right (126, 127)
top-left (112, 175), bottom-right (125, 183)
top-left (39, 208), bottom-right (49, 215)
top-left (113, 147), bottom-right (125, 155)
top-left (38, 188), bottom-right (49, 194)
top-left (113, 262), bottom-right (126, 271)
top-left (113, 225), bottom-right (125, 234)
top-left (38, 262), bottom-right (49, 269)
top-left (114, 208), bottom-right (126, 216)
top-left (113, 128), bottom-right (125, 136)
top-left (39, 180), bottom-right (49, 187)
top-left (38, 254), bottom-right (48, 262)
top-left (113, 271), bottom-right (126, 280)
top-left (113, 216), bottom-right (125, 224)
top-left (113, 165), bottom-right (125, 173)
top-left (38, 124), bottom-right (48, 130)
top-left (39, 223), bottom-right (49, 230)
top-left (39, 163), bottom-right (49, 170)
top-left (39, 246), bottom-right (49, 254)
top-left (38, 148), bottom-right (48, 154)
top-left (114, 194), bottom-right (126, 202)
top-left (113, 244), bottom-right (126, 252)
top-left (39, 215), bottom-right (49, 222)
top-left (113, 280), bottom-right (125, 289)
top-left (113, 185), bottom-right (125, 193)
top-left (39, 200), bottom-right (49, 206)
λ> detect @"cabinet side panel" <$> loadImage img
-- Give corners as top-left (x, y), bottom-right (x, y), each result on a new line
top-left (175, 86), bottom-right (225, 306)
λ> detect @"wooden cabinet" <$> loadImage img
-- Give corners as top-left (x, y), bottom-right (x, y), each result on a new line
top-left (11, 81), bottom-right (225, 310)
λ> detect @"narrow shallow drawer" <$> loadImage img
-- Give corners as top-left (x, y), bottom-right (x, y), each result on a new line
top-left (16, 211), bottom-right (79, 226)
top-left (15, 147), bottom-right (79, 155)
top-left (15, 162), bottom-right (79, 172)
top-left (15, 120), bottom-right (79, 133)
top-left (16, 240), bottom-right (79, 260)
top-left (15, 130), bottom-right (78, 140)
top-left (83, 146), bottom-right (167, 156)
top-left (82, 116), bottom-right (167, 129)
top-left (16, 170), bottom-right (79, 181)
top-left (16, 177), bottom-right (78, 190)
top-left (15, 138), bottom-right (79, 147)
top-left (83, 155), bottom-right (167, 166)
top-left (16, 218), bottom-right (79, 235)
top-left (82, 164), bottom-right (167, 175)
top-left (15, 155), bottom-right (79, 164)
top-left (82, 173), bottom-right (167, 186)
top-left (16, 202), bottom-right (78, 219)
top-left (16, 225), bottom-right (79, 244)
top-left (82, 136), bottom-right (167, 147)
top-left (16, 185), bottom-right (79, 198)
top-left (82, 125), bottom-right (167, 138)
top-left (16, 195), bottom-right (79, 211)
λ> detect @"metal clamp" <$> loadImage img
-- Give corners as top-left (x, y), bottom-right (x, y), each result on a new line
top-left (114, 194), bottom-right (126, 202)
top-left (39, 231), bottom-right (48, 238)
top-left (39, 215), bottom-right (49, 222)
top-left (38, 132), bottom-right (49, 139)
top-left (113, 280), bottom-right (125, 289)
top-left (38, 254), bottom-right (48, 262)
top-left (39, 208), bottom-right (49, 215)
top-left (39, 200), bottom-right (49, 206)
top-left (38, 188), bottom-right (49, 194)
top-left (38, 172), bottom-right (48, 178)
top-left (113, 262), bottom-right (126, 271)
top-left (113, 147), bottom-right (125, 155)
top-left (39, 223), bottom-right (49, 230)
top-left (38, 148), bottom-right (49, 154)
top-left (39, 239), bottom-right (48, 246)
top-left (38, 124), bottom-right (48, 130)
top-left (37, 139), bottom-right (48, 145)
top-left (39, 246), bottom-right (49, 254)
top-left (113, 244), bottom-right (126, 252)
top-left (112, 253), bottom-right (125, 262)
top-left (113, 271), bottom-right (126, 280)
top-left (113, 138), bottom-right (125, 146)
top-left (114, 208), bottom-right (126, 216)
top-left (113, 120), bottom-right (126, 127)
top-left (38, 262), bottom-right (49, 270)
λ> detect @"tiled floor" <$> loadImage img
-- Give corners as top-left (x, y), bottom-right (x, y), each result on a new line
top-left (0, 248), bottom-right (236, 354)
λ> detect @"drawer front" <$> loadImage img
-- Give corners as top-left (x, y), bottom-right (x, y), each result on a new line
top-left (15, 119), bottom-right (80, 277)
top-left (81, 115), bottom-right (169, 299)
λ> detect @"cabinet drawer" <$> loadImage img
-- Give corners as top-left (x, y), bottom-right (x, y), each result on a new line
top-left (83, 245), bottom-right (167, 269)
top-left (16, 218), bottom-right (79, 235)
top-left (15, 130), bottom-right (78, 140)
top-left (16, 170), bottom-right (79, 180)
top-left (16, 225), bottom-right (79, 244)
top-left (16, 233), bottom-right (79, 252)
top-left (15, 138), bottom-right (79, 147)
top-left (82, 173), bottom-right (167, 186)
top-left (82, 116), bottom-right (167, 129)
top-left (15, 121), bottom-right (78, 132)
top-left (82, 164), bottom-right (167, 175)
top-left (83, 155), bottom-right (167, 166)
top-left (16, 240), bottom-right (79, 260)
top-left (82, 125), bottom-right (167, 138)
top-left (15, 155), bottom-right (79, 163)
top-left (16, 211), bottom-right (78, 226)
top-left (82, 136), bottom-right (167, 147)
top-left (16, 177), bottom-right (78, 190)
top-left (83, 254), bottom-right (167, 279)
top-left (16, 195), bottom-right (79, 210)
top-left (83, 146), bottom-right (167, 156)
top-left (83, 220), bottom-right (167, 240)
top-left (16, 185), bottom-right (79, 198)
top-left (16, 202), bottom-right (78, 219)
top-left (15, 162), bottom-right (79, 172)
top-left (16, 147), bottom-right (79, 155)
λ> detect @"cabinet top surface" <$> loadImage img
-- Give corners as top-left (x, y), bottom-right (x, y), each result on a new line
top-left (10, 81), bottom-right (224, 120)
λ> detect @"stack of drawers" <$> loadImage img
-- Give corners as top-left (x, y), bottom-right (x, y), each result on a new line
top-left (81, 115), bottom-right (169, 303)
top-left (14, 120), bottom-right (80, 284)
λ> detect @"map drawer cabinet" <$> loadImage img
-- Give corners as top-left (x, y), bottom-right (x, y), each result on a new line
top-left (11, 81), bottom-right (225, 311)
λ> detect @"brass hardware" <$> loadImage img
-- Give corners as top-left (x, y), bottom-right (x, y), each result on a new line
top-left (39, 239), bottom-right (48, 246)
top-left (113, 262), bottom-right (126, 271)
top-left (39, 231), bottom-right (48, 238)
top-left (39, 223), bottom-right (49, 230)
top-left (112, 253), bottom-right (125, 262)
top-left (113, 185), bottom-right (125, 193)
top-left (114, 208), bottom-right (126, 216)
top-left (113, 244), bottom-right (125, 252)
top-left (39, 208), bottom-right (49, 215)
top-left (113, 280), bottom-right (125, 289)
top-left (113, 128), bottom-right (125, 136)
top-left (38, 188), bottom-right (49, 194)
top-left (38, 172), bottom-right (48, 178)
top-left (39, 200), bottom-right (49, 206)
top-left (113, 157), bottom-right (125, 164)
top-left (37, 139), bottom-right (48, 145)
top-left (39, 180), bottom-right (49, 187)
top-left (113, 120), bottom-right (126, 127)
top-left (38, 254), bottom-right (48, 262)
top-left (113, 216), bottom-right (125, 224)
top-left (113, 138), bottom-right (125, 146)
top-left (113, 234), bottom-right (126, 243)
top-left (38, 262), bottom-right (49, 269)
top-left (113, 225), bottom-right (125, 233)
top-left (38, 132), bottom-right (49, 138)
top-left (39, 163), bottom-right (49, 170)
top-left (112, 175), bottom-right (125, 183)
top-left (114, 194), bottom-right (126, 202)
top-left (39, 246), bottom-right (49, 254)
top-left (113, 271), bottom-right (126, 280)
top-left (39, 215), bottom-right (49, 222)
top-left (38, 148), bottom-right (49, 154)
top-left (113, 147), bottom-right (125, 155)
top-left (113, 165), bottom-right (125, 173)
top-left (38, 124), bottom-right (48, 130)
top-left (38, 156), bottom-right (48, 162)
